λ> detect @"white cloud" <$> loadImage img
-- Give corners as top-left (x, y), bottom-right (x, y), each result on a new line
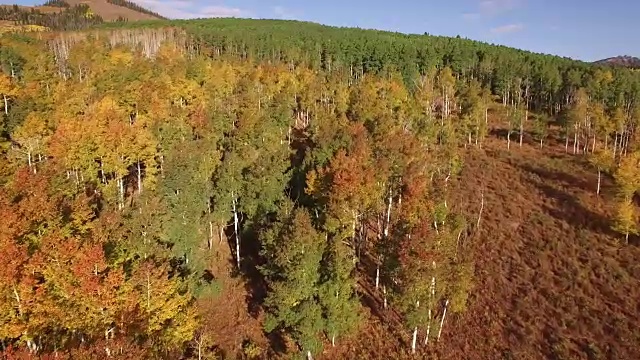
top-left (273, 6), bottom-right (296, 19)
top-left (479, 0), bottom-right (519, 15)
top-left (463, 0), bottom-right (522, 19)
top-left (131, 0), bottom-right (250, 19)
top-left (199, 5), bottom-right (246, 18)
top-left (462, 12), bottom-right (481, 20)
top-left (490, 23), bottom-right (524, 34)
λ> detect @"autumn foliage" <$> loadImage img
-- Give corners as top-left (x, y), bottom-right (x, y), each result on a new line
top-left (1, 22), bottom-right (640, 359)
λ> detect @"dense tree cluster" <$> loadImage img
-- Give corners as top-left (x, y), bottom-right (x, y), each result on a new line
top-left (1, 17), bottom-right (640, 359)
top-left (0, 3), bottom-right (103, 31)
top-left (104, 19), bottom-right (640, 113)
top-left (105, 0), bottom-right (167, 20)
top-left (42, 0), bottom-right (70, 8)
top-left (0, 28), bottom-right (481, 358)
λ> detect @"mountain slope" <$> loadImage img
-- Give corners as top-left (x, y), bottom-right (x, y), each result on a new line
top-left (0, 0), bottom-right (164, 22)
top-left (63, 0), bottom-right (164, 21)
top-left (594, 55), bottom-right (640, 68)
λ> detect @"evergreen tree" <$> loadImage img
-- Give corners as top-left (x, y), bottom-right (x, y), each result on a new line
top-left (261, 204), bottom-right (325, 359)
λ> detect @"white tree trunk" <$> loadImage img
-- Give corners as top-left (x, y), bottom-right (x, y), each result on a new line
top-left (13, 285), bottom-right (22, 316)
top-left (307, 350), bottom-right (313, 360)
top-left (477, 190), bottom-right (484, 229)
top-left (27, 152), bottom-right (34, 174)
top-left (352, 211), bottom-right (359, 260)
top-left (375, 265), bottom-right (380, 290)
top-left (384, 190), bottom-right (392, 237)
top-left (118, 177), bottom-right (125, 210)
top-left (424, 307), bottom-right (432, 346)
top-left (137, 161), bottom-right (143, 194)
top-left (437, 299), bottom-right (449, 342)
top-left (475, 126), bottom-right (479, 146)
top-left (411, 326), bottom-right (418, 354)
top-left (383, 285), bottom-right (387, 309)
top-left (208, 221), bottom-right (213, 250)
top-left (519, 119), bottom-right (524, 147)
top-left (232, 194), bottom-right (240, 269)
top-left (352, 211), bottom-right (357, 240)
top-left (445, 93), bottom-right (449, 120)
top-left (426, 273), bottom-right (437, 345)
top-left (597, 170), bottom-right (601, 196)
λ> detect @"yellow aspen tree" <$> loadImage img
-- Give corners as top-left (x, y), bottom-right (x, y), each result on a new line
top-left (613, 151), bottom-right (640, 243)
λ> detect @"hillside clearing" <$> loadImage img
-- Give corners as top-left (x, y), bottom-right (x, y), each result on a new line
top-left (317, 122), bottom-right (640, 359)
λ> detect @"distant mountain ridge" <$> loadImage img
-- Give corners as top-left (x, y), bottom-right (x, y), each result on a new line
top-left (594, 55), bottom-right (640, 69)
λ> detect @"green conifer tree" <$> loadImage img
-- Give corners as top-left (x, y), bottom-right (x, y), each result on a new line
top-left (261, 204), bottom-right (325, 358)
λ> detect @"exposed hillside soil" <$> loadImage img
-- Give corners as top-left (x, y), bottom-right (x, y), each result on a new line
top-left (0, 0), bottom-right (161, 21)
top-left (318, 117), bottom-right (640, 359)
top-left (63, 0), bottom-right (160, 21)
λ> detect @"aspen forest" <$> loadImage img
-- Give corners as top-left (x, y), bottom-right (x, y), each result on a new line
top-left (1, 18), bottom-right (640, 360)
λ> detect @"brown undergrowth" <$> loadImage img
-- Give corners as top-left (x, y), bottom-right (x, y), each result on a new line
top-left (319, 122), bottom-right (640, 359)
top-left (437, 128), bottom-right (640, 359)
top-left (196, 240), bottom-right (268, 360)
top-left (203, 117), bottom-right (640, 360)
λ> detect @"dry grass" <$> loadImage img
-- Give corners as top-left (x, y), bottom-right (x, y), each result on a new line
top-left (439, 139), bottom-right (640, 360)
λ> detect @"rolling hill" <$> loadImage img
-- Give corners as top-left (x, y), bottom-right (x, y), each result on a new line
top-left (594, 55), bottom-right (640, 68)
top-left (62, 0), bottom-right (165, 21)
top-left (0, 0), bottom-right (164, 23)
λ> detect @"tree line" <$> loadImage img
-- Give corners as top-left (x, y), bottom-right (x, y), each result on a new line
top-left (0, 3), bottom-right (104, 31)
top-left (105, 0), bottom-right (167, 20)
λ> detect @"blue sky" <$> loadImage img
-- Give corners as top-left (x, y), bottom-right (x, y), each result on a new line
top-left (17, 0), bottom-right (639, 61)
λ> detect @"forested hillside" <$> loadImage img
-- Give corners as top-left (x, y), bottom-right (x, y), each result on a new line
top-left (1, 20), bottom-right (640, 359)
